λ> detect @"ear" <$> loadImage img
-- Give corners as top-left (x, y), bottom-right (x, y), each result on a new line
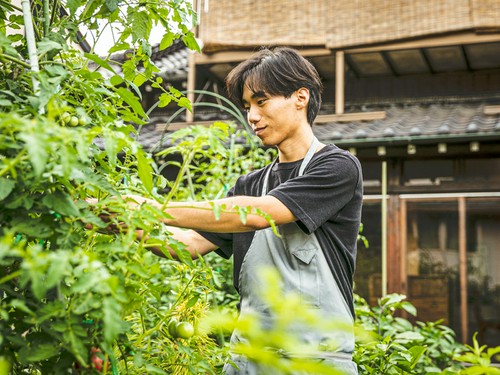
top-left (295, 87), bottom-right (310, 110)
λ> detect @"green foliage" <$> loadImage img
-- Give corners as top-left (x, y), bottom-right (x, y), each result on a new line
top-left (454, 334), bottom-right (500, 374)
top-left (354, 293), bottom-right (500, 374)
top-left (0, 1), bottom-right (228, 373)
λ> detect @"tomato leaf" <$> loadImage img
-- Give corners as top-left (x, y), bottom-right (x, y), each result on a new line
top-left (186, 295), bottom-right (199, 308)
top-left (160, 33), bottom-right (175, 50)
top-left (0, 177), bottom-right (15, 200)
top-left (178, 96), bottom-right (192, 112)
top-left (144, 365), bottom-right (168, 374)
top-left (84, 53), bottom-right (116, 73)
top-left (18, 342), bottom-right (59, 362)
top-left (63, 325), bottom-right (87, 365)
top-left (19, 132), bottom-right (48, 177)
top-left (37, 38), bottom-right (63, 55)
top-left (136, 149), bottom-right (153, 193)
top-left (105, 0), bottom-right (119, 12)
top-left (42, 191), bottom-right (80, 217)
top-left (116, 87), bottom-right (146, 118)
top-left (66, 0), bottom-right (82, 15)
top-left (108, 42), bottom-right (130, 54)
top-left (103, 297), bottom-right (123, 343)
top-left (212, 204), bottom-right (223, 221)
top-left (158, 93), bottom-right (172, 108)
top-left (109, 74), bottom-right (124, 86)
top-left (182, 33), bottom-right (200, 52)
top-left (45, 253), bottom-right (69, 289)
top-left (11, 217), bottom-right (53, 238)
top-left (130, 11), bottom-right (151, 42)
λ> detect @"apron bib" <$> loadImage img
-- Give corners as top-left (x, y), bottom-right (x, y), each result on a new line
top-left (223, 138), bottom-right (358, 375)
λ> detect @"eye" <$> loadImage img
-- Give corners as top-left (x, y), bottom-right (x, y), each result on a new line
top-left (257, 99), bottom-right (266, 106)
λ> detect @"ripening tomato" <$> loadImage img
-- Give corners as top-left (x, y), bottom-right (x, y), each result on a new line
top-left (90, 348), bottom-right (108, 372)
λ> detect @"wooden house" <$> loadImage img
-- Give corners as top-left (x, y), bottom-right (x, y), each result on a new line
top-left (142, 0), bottom-right (500, 346)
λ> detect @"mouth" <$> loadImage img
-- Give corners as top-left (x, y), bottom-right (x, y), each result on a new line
top-left (253, 126), bottom-right (267, 136)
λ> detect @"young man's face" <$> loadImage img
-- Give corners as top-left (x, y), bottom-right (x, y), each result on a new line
top-left (242, 85), bottom-right (306, 147)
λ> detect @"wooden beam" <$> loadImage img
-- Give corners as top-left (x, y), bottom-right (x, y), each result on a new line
top-left (156, 121), bottom-right (214, 131)
top-left (484, 105), bottom-right (500, 115)
top-left (315, 111), bottom-right (386, 123)
top-left (342, 31), bottom-right (500, 54)
top-left (195, 47), bottom-right (332, 65)
top-left (157, 111), bottom-right (386, 131)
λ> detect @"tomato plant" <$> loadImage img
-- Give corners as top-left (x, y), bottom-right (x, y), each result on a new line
top-left (0, 1), bottom-right (234, 374)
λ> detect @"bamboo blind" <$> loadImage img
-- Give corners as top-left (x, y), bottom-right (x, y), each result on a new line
top-left (197, 0), bottom-right (500, 53)
top-left (197, 0), bottom-right (329, 53)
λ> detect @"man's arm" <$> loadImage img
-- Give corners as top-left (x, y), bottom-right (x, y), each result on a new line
top-left (124, 194), bottom-right (296, 233)
top-left (136, 227), bottom-right (218, 259)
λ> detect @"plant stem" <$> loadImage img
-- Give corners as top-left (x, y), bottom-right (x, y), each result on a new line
top-left (163, 149), bottom-right (195, 206)
top-left (43, 0), bottom-right (50, 37)
top-left (0, 0), bottom-right (22, 12)
top-left (0, 149), bottom-right (27, 178)
top-left (21, 0), bottom-right (40, 93)
top-left (186, 168), bottom-right (195, 200)
top-left (50, 0), bottom-right (59, 26)
top-left (0, 53), bottom-right (30, 69)
top-left (0, 270), bottom-right (22, 285)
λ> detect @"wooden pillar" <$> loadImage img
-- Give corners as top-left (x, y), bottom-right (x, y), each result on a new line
top-left (381, 161), bottom-right (387, 296)
top-left (400, 198), bottom-right (408, 296)
top-left (335, 51), bottom-right (344, 115)
top-left (387, 194), bottom-right (402, 294)
top-left (186, 52), bottom-right (196, 123)
top-left (386, 159), bottom-right (403, 295)
top-left (458, 197), bottom-right (468, 343)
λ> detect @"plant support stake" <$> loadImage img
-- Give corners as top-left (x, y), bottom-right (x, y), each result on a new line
top-left (21, 0), bottom-right (40, 93)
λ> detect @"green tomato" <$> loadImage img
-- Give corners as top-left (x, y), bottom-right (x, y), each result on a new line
top-left (78, 116), bottom-right (87, 126)
top-left (168, 318), bottom-right (179, 338)
top-left (69, 116), bottom-right (79, 126)
top-left (0, 356), bottom-right (11, 374)
top-left (175, 322), bottom-right (194, 339)
top-left (61, 112), bottom-right (71, 124)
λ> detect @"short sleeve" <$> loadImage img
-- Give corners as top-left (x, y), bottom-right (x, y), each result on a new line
top-left (268, 151), bottom-right (362, 234)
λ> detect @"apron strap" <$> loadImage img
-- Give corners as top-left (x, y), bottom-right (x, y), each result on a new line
top-left (299, 137), bottom-right (320, 176)
top-left (261, 137), bottom-right (320, 196)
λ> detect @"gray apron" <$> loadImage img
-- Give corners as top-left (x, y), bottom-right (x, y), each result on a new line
top-left (223, 138), bottom-right (358, 375)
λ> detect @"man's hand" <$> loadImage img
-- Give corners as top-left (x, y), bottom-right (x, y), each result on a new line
top-left (84, 197), bottom-right (127, 234)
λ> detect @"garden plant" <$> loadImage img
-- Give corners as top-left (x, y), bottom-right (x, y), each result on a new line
top-left (1, 0), bottom-right (500, 374)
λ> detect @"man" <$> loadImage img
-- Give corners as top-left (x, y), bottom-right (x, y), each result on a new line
top-left (99, 47), bottom-right (362, 374)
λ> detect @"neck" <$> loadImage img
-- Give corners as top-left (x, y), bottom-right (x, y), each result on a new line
top-left (277, 128), bottom-right (317, 163)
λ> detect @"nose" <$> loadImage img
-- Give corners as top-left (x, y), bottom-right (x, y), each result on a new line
top-left (247, 106), bottom-right (261, 127)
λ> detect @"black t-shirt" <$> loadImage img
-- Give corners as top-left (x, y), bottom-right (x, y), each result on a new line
top-left (198, 144), bottom-right (363, 316)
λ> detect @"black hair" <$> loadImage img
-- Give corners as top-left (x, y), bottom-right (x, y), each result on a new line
top-left (225, 47), bottom-right (323, 126)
